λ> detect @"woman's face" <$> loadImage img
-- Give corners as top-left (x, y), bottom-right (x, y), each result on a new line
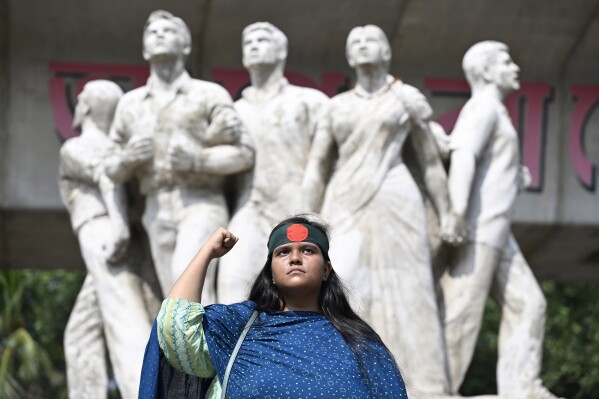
top-left (271, 242), bottom-right (332, 296)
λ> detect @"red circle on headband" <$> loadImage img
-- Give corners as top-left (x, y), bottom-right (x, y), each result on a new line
top-left (287, 224), bottom-right (309, 242)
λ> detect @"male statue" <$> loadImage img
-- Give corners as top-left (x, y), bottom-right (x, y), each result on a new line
top-left (302, 25), bottom-right (453, 398)
top-left (59, 80), bottom-right (154, 399)
top-left (217, 22), bottom-right (329, 303)
top-left (107, 10), bottom-right (253, 302)
top-left (440, 41), bottom-right (561, 399)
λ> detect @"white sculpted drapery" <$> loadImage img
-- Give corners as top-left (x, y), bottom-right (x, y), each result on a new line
top-left (314, 78), bottom-right (450, 396)
top-left (302, 25), bottom-right (453, 398)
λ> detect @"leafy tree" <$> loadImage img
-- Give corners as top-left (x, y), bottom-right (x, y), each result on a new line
top-left (460, 282), bottom-right (599, 398)
top-left (460, 299), bottom-right (500, 395)
top-left (541, 282), bottom-right (599, 399)
top-left (0, 270), bottom-right (84, 399)
top-left (1, 269), bottom-right (597, 398)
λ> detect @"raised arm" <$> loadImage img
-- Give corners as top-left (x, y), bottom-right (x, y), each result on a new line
top-left (167, 228), bottom-right (238, 302)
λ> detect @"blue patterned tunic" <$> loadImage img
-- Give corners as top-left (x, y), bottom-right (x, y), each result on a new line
top-left (149, 298), bottom-right (407, 398)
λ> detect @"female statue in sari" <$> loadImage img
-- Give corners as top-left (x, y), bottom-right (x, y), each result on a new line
top-left (302, 25), bottom-right (452, 398)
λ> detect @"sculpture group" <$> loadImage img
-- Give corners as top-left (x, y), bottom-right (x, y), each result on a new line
top-left (58, 10), bottom-right (562, 399)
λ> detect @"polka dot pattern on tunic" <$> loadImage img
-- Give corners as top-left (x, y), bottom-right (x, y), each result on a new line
top-left (203, 301), bottom-right (408, 398)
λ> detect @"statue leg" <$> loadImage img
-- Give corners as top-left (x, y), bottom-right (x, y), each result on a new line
top-left (78, 218), bottom-right (154, 399)
top-left (64, 274), bottom-right (108, 399)
top-left (491, 235), bottom-right (556, 398)
top-left (441, 242), bottom-right (501, 394)
top-left (369, 234), bottom-right (450, 396)
top-left (171, 199), bottom-right (228, 305)
top-left (217, 205), bottom-right (271, 304)
top-left (143, 192), bottom-right (177, 296)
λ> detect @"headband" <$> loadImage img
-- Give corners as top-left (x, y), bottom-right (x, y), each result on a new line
top-left (267, 223), bottom-right (329, 256)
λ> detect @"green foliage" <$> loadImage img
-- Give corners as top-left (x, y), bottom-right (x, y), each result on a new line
top-left (541, 282), bottom-right (599, 399)
top-left (460, 299), bottom-right (500, 395)
top-left (0, 270), bottom-right (84, 399)
top-left (1, 269), bottom-right (597, 398)
top-left (460, 281), bottom-right (599, 398)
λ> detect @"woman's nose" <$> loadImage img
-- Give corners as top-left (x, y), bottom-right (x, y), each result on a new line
top-left (289, 250), bottom-right (302, 264)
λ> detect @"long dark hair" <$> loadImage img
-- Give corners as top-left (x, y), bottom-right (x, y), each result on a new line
top-left (248, 215), bottom-right (392, 374)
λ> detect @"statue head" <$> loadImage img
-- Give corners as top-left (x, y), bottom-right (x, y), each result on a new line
top-left (72, 80), bottom-right (123, 133)
top-left (142, 10), bottom-right (191, 61)
top-left (462, 40), bottom-right (520, 93)
top-left (242, 22), bottom-right (288, 70)
top-left (346, 25), bottom-right (391, 70)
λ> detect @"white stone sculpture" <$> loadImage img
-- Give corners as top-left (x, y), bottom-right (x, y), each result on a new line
top-left (106, 10), bottom-right (254, 303)
top-left (302, 25), bottom-right (453, 398)
top-left (217, 22), bottom-right (329, 303)
top-left (59, 80), bottom-right (156, 399)
top-left (440, 41), bottom-right (562, 399)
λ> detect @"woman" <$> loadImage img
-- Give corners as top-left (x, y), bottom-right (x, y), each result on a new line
top-left (139, 215), bottom-right (407, 398)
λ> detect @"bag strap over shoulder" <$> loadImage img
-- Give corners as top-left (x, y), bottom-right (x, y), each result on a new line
top-left (221, 310), bottom-right (259, 399)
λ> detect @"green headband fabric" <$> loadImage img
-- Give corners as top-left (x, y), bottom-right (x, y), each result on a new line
top-left (267, 223), bottom-right (330, 255)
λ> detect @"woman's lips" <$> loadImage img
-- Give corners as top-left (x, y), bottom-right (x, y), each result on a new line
top-left (287, 268), bottom-right (305, 274)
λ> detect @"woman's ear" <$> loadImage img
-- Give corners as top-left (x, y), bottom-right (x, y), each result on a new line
top-left (323, 261), bottom-right (332, 281)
